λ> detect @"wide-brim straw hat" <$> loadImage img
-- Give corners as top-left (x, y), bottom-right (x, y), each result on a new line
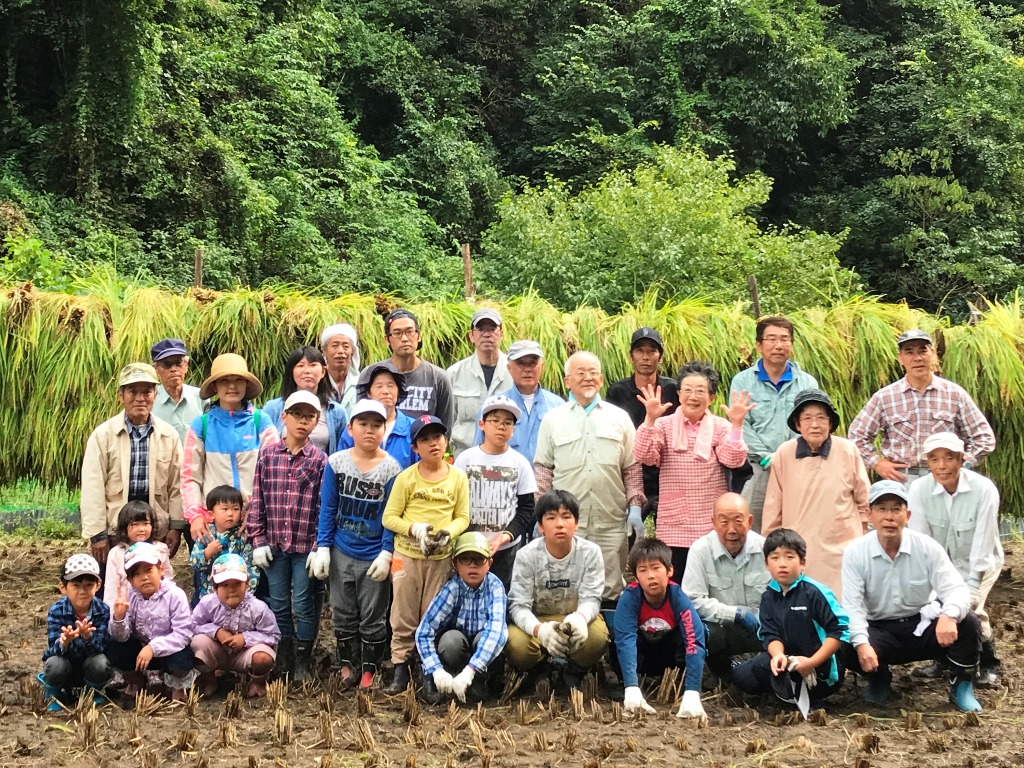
top-left (200, 353), bottom-right (263, 400)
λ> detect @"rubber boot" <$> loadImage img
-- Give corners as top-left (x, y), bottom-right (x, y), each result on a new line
top-left (37, 673), bottom-right (64, 713)
top-left (246, 671), bottom-right (271, 699)
top-left (385, 662), bottom-right (411, 695)
top-left (294, 640), bottom-right (314, 684)
top-left (360, 640), bottom-right (388, 690)
top-left (950, 675), bottom-right (983, 713)
top-left (976, 639), bottom-right (1001, 687)
top-left (863, 668), bottom-right (892, 706)
top-left (914, 659), bottom-right (945, 678)
top-left (562, 661), bottom-right (587, 692)
top-left (335, 634), bottom-right (359, 688)
top-left (82, 678), bottom-right (109, 706)
top-left (275, 637), bottom-right (295, 680)
top-left (420, 672), bottom-right (442, 705)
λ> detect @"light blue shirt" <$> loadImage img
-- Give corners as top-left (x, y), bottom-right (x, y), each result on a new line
top-left (472, 385), bottom-right (565, 462)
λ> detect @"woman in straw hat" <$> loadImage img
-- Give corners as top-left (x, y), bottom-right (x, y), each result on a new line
top-left (182, 354), bottom-right (280, 544)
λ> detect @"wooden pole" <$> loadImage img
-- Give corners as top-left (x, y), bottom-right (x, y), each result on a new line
top-left (747, 274), bottom-right (761, 319)
top-left (462, 242), bottom-right (475, 300)
top-left (194, 247), bottom-right (204, 288)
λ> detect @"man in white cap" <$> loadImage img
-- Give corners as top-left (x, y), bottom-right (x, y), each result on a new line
top-left (447, 308), bottom-right (511, 456)
top-left (908, 432), bottom-right (1003, 686)
top-left (479, 340), bottom-right (564, 463)
top-left (321, 323), bottom-right (361, 417)
top-left (80, 364), bottom-right (185, 564)
top-left (841, 479), bottom-right (982, 712)
top-left (848, 329), bottom-right (994, 485)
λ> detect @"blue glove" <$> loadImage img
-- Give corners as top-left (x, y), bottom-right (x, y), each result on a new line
top-left (627, 505), bottom-right (645, 539)
top-left (735, 607), bottom-right (760, 635)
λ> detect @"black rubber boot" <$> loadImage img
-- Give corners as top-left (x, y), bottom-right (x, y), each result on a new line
top-left (294, 640), bottom-right (314, 683)
top-left (360, 640), bottom-right (388, 689)
top-left (385, 662), bottom-right (411, 695)
top-left (335, 634), bottom-right (360, 688)
top-left (420, 672), bottom-right (442, 705)
top-left (977, 639), bottom-right (1001, 687)
top-left (275, 637), bottom-right (295, 680)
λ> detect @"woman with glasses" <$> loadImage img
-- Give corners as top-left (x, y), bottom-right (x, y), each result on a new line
top-left (761, 389), bottom-right (870, 599)
top-left (262, 346), bottom-right (349, 455)
top-left (634, 361), bottom-right (754, 577)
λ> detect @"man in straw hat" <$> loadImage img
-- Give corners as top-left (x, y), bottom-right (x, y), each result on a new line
top-left (761, 388), bottom-right (870, 599)
top-left (321, 323), bottom-right (361, 417)
top-left (182, 353), bottom-right (279, 543)
top-left (848, 329), bottom-right (994, 486)
top-left (908, 432), bottom-right (1004, 686)
top-left (81, 363), bottom-right (185, 564)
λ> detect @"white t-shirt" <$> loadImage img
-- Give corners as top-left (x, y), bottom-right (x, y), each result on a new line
top-left (454, 445), bottom-right (537, 549)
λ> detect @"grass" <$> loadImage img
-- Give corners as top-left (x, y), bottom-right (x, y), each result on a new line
top-left (0, 478), bottom-right (80, 539)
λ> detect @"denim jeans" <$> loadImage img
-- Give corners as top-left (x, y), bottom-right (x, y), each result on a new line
top-left (264, 549), bottom-right (319, 642)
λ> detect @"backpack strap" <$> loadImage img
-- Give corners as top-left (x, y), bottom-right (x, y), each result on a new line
top-left (200, 413), bottom-right (209, 443)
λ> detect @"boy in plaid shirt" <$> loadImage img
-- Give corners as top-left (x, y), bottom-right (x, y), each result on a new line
top-left (415, 532), bottom-right (508, 704)
top-left (246, 390), bottom-right (328, 682)
top-left (41, 554), bottom-right (112, 711)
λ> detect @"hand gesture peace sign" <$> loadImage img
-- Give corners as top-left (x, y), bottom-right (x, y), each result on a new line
top-left (113, 584), bottom-right (130, 621)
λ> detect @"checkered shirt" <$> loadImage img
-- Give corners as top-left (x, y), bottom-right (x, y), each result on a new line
top-left (43, 596), bottom-right (110, 662)
top-left (847, 376), bottom-right (995, 469)
top-left (125, 416), bottom-right (154, 502)
top-left (246, 441), bottom-right (327, 553)
top-left (633, 415), bottom-right (747, 548)
top-left (415, 572), bottom-right (508, 675)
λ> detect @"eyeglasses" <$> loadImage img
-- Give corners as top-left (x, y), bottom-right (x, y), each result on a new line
top-left (679, 387), bottom-right (710, 396)
top-left (473, 327), bottom-right (500, 336)
top-left (285, 410), bottom-right (318, 423)
top-left (569, 369), bottom-right (601, 380)
top-left (484, 418), bottom-right (515, 428)
top-left (798, 414), bottom-right (831, 425)
top-left (156, 358), bottom-right (188, 369)
top-left (761, 335), bottom-right (792, 345)
top-left (388, 328), bottom-right (419, 339)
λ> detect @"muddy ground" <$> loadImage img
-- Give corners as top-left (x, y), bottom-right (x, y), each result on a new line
top-left (1, 539), bottom-right (1022, 768)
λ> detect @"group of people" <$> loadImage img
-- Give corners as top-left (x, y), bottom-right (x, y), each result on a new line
top-left (42, 308), bottom-right (1004, 720)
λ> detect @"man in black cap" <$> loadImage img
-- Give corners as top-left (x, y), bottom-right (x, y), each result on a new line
top-left (848, 329), bottom-right (994, 485)
top-left (607, 328), bottom-right (679, 512)
top-left (374, 308), bottom-right (454, 427)
top-left (151, 338), bottom-right (205, 445)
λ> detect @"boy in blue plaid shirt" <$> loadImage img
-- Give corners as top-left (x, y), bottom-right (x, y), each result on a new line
top-left (415, 532), bottom-right (508, 704)
top-left (40, 554), bottom-right (113, 711)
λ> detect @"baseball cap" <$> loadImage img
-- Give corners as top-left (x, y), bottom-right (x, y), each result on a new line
top-left (471, 308), bottom-right (502, 328)
top-left (453, 532), bottom-right (492, 559)
top-left (507, 340), bottom-right (544, 361)
top-left (410, 414), bottom-right (448, 443)
top-left (124, 542), bottom-right (162, 570)
top-left (62, 553), bottom-right (101, 581)
top-left (384, 308), bottom-right (420, 335)
top-left (897, 329), bottom-right (933, 348)
top-left (350, 398), bottom-right (387, 421)
top-left (630, 327), bottom-right (665, 354)
top-left (118, 363), bottom-right (160, 388)
top-left (211, 553), bottom-right (250, 585)
top-left (150, 338), bottom-right (188, 362)
top-left (868, 480), bottom-right (909, 506)
top-left (284, 390), bottom-right (322, 413)
top-left (921, 431), bottom-right (965, 459)
top-left (480, 394), bottom-right (522, 422)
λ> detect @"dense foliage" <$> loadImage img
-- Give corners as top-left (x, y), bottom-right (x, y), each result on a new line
top-left (1, 0), bottom-right (1023, 312)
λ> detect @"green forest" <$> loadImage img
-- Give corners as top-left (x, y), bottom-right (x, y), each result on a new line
top-left (2, 0), bottom-right (1023, 314)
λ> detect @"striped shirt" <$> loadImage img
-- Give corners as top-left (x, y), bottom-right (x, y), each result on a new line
top-left (415, 572), bottom-right (508, 675)
top-left (126, 417), bottom-right (154, 502)
top-left (246, 441), bottom-right (327, 554)
top-left (847, 376), bottom-right (994, 469)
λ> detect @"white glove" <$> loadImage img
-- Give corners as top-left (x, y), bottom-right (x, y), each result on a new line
top-left (409, 522), bottom-right (432, 553)
top-left (560, 613), bottom-right (589, 654)
top-left (788, 657), bottom-right (817, 690)
top-left (252, 546), bottom-right (273, 570)
top-left (675, 690), bottom-right (706, 719)
top-left (366, 551), bottom-right (392, 582)
top-left (432, 669), bottom-right (455, 695)
top-left (626, 505), bottom-right (645, 539)
top-left (537, 621), bottom-right (569, 658)
top-left (450, 666), bottom-right (475, 703)
top-left (623, 686), bottom-right (655, 714)
top-left (310, 548), bottom-right (331, 580)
